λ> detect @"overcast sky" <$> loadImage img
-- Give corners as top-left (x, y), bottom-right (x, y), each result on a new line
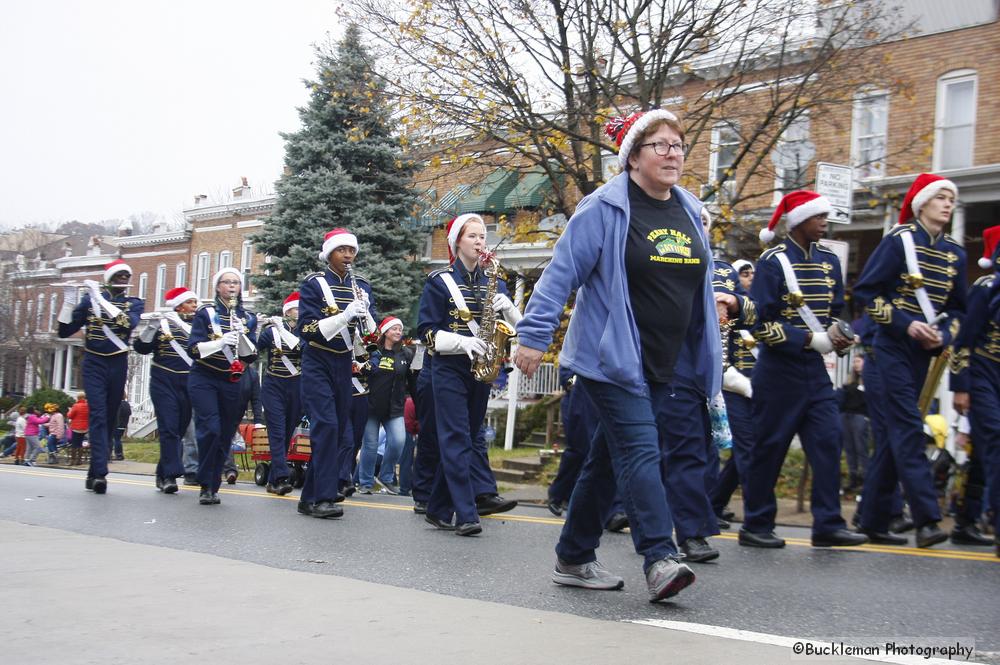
top-left (0, 0), bottom-right (342, 229)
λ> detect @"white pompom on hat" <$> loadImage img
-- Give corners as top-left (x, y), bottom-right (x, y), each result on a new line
top-left (759, 190), bottom-right (832, 243)
top-left (979, 224), bottom-right (1000, 270)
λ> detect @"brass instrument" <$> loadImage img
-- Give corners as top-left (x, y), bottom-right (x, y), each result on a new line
top-left (917, 312), bottom-right (950, 416)
top-left (471, 252), bottom-right (515, 383)
top-left (720, 315), bottom-right (735, 371)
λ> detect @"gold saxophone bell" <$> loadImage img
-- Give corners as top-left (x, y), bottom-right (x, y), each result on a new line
top-left (787, 291), bottom-right (805, 307)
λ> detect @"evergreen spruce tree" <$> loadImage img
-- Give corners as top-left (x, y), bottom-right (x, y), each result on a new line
top-left (253, 24), bottom-right (425, 324)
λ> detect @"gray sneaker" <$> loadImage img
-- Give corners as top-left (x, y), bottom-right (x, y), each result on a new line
top-left (646, 557), bottom-right (695, 602)
top-left (552, 558), bottom-right (624, 590)
top-left (375, 478), bottom-right (400, 495)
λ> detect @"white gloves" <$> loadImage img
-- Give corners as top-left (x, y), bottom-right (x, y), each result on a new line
top-left (344, 299), bottom-right (367, 320)
top-left (83, 279), bottom-right (100, 291)
top-left (435, 331), bottom-right (488, 359)
top-left (808, 332), bottom-right (834, 354)
top-left (722, 366), bottom-right (753, 398)
top-left (318, 312), bottom-right (351, 341)
top-left (492, 293), bottom-right (522, 325)
top-left (196, 339), bottom-right (227, 358)
top-left (221, 331), bottom-right (240, 347)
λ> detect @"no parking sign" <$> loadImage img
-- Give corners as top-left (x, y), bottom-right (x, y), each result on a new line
top-left (816, 162), bottom-right (853, 224)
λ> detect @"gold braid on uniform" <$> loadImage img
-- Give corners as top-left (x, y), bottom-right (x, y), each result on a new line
top-left (754, 321), bottom-right (787, 346)
top-left (867, 296), bottom-right (892, 324)
top-left (948, 317), bottom-right (960, 340)
top-left (301, 322), bottom-right (319, 334)
top-left (740, 296), bottom-right (757, 327)
top-left (423, 329), bottom-right (436, 352)
top-left (949, 346), bottom-right (970, 374)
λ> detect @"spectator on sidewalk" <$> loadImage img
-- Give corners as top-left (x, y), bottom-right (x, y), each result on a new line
top-left (110, 395), bottom-right (131, 461)
top-left (837, 354), bottom-right (870, 492)
top-left (66, 394), bottom-right (90, 467)
top-left (45, 403), bottom-right (67, 464)
top-left (13, 407), bottom-right (28, 465)
top-left (24, 407), bottom-right (51, 466)
top-left (2, 408), bottom-right (20, 457)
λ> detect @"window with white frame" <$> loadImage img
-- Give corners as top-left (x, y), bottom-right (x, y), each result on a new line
top-left (36, 294), bottom-right (45, 330)
top-left (935, 70), bottom-right (977, 171)
top-left (218, 250), bottom-right (233, 271)
top-left (708, 121), bottom-right (740, 202)
top-left (155, 264), bottom-right (167, 309)
top-left (14, 300), bottom-right (21, 330)
top-left (25, 299), bottom-right (33, 334)
top-left (773, 113), bottom-right (812, 200)
top-left (49, 293), bottom-right (58, 331)
top-left (175, 262), bottom-right (187, 288)
top-left (851, 89), bottom-right (888, 180)
top-left (196, 252), bottom-right (210, 299)
top-left (240, 240), bottom-right (253, 296)
top-left (138, 273), bottom-right (148, 301)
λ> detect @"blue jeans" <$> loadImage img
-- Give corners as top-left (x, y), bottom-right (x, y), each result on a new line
top-left (556, 378), bottom-right (679, 572)
top-left (358, 415), bottom-right (405, 488)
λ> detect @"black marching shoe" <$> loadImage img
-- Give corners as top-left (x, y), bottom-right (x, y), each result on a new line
top-left (738, 529), bottom-right (786, 548)
top-left (199, 488), bottom-right (214, 505)
top-left (950, 524), bottom-right (993, 546)
top-left (332, 492), bottom-right (346, 504)
top-left (455, 522), bottom-right (482, 537)
top-left (92, 477), bottom-right (107, 494)
top-left (916, 523), bottom-right (947, 548)
top-left (680, 537), bottom-right (720, 563)
top-left (547, 499), bottom-right (566, 517)
top-left (85, 476), bottom-right (95, 491)
top-left (266, 479), bottom-right (294, 496)
top-left (888, 515), bottom-right (915, 534)
top-left (812, 529), bottom-right (868, 547)
top-left (162, 477), bottom-right (178, 494)
top-left (424, 515), bottom-right (455, 530)
top-left (297, 501), bottom-right (314, 516)
top-left (721, 508), bottom-right (736, 522)
top-left (310, 500), bottom-right (343, 519)
top-left (858, 529), bottom-right (907, 545)
top-left (413, 501), bottom-right (428, 515)
top-left (476, 494), bottom-right (517, 516)
top-left (717, 516), bottom-right (731, 530)
top-left (605, 513), bottom-right (630, 533)
top-left (341, 485), bottom-right (356, 498)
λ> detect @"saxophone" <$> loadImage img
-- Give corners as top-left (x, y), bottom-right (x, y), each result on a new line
top-left (471, 252), bottom-right (516, 383)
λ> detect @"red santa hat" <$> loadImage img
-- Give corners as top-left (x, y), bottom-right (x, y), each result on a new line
top-left (212, 267), bottom-right (243, 289)
top-left (605, 109), bottom-right (679, 168)
top-left (979, 224), bottom-right (1000, 270)
top-left (318, 228), bottom-right (358, 262)
top-left (164, 287), bottom-right (199, 309)
top-left (898, 173), bottom-right (958, 226)
top-left (282, 291), bottom-right (300, 314)
top-left (103, 259), bottom-right (133, 283)
top-left (378, 316), bottom-right (403, 334)
top-left (446, 214), bottom-right (485, 262)
top-left (759, 190), bottom-right (832, 243)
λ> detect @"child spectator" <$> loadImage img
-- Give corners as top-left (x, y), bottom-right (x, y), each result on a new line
top-left (24, 407), bottom-right (50, 467)
top-left (45, 403), bottom-right (66, 464)
top-left (13, 407), bottom-right (27, 465)
top-left (66, 394), bottom-right (90, 467)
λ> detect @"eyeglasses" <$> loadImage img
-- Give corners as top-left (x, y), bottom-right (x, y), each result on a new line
top-left (217, 280), bottom-right (241, 286)
top-left (637, 141), bottom-right (688, 157)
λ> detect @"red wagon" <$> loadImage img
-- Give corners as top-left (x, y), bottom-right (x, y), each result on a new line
top-left (247, 424), bottom-right (311, 488)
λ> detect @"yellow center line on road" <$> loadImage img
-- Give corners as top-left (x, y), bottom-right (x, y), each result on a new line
top-left (3, 466), bottom-right (997, 563)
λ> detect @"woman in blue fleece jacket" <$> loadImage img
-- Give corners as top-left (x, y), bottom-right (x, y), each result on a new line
top-left (515, 109), bottom-right (721, 603)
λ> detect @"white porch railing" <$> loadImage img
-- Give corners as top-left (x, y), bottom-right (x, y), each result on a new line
top-left (489, 362), bottom-right (559, 402)
top-left (126, 353), bottom-right (156, 437)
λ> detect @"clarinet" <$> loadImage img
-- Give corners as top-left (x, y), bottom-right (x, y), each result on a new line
top-left (346, 265), bottom-right (377, 355)
top-left (226, 296), bottom-right (245, 383)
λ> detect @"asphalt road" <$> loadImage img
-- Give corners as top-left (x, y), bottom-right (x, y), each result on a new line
top-left (2, 465), bottom-right (998, 662)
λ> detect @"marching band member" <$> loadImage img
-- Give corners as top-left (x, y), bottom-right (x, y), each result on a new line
top-left (133, 286), bottom-right (199, 494)
top-left (297, 228), bottom-right (377, 519)
top-left (417, 213), bottom-right (520, 536)
top-left (949, 224), bottom-right (1000, 554)
top-left (57, 259), bottom-right (144, 494)
top-left (853, 174), bottom-right (967, 548)
top-left (187, 267), bottom-right (258, 505)
top-left (739, 191), bottom-right (867, 549)
top-left (515, 109), bottom-right (717, 601)
top-left (257, 292), bottom-right (304, 496)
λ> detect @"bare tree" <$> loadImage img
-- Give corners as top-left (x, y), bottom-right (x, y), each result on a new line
top-left (346, 0), bottom-right (916, 245)
top-left (0, 256), bottom-right (60, 391)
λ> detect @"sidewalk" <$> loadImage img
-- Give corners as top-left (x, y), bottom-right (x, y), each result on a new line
top-left (2, 519), bottom-right (861, 665)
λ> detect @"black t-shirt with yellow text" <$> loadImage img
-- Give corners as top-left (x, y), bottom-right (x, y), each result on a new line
top-left (625, 178), bottom-right (710, 382)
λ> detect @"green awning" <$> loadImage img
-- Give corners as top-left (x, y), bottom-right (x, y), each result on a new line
top-left (455, 169), bottom-right (520, 214)
top-left (503, 170), bottom-right (554, 209)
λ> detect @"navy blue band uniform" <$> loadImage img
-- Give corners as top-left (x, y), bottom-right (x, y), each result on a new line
top-left (296, 268), bottom-right (377, 508)
top-left (853, 221), bottom-right (967, 534)
top-left (708, 260), bottom-right (757, 519)
top-left (949, 273), bottom-right (1000, 537)
top-left (58, 288), bottom-right (143, 485)
top-left (743, 238), bottom-right (850, 537)
top-left (258, 319), bottom-right (304, 487)
top-left (134, 315), bottom-right (194, 484)
top-left (187, 298), bottom-right (259, 495)
top-left (417, 260), bottom-right (510, 527)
